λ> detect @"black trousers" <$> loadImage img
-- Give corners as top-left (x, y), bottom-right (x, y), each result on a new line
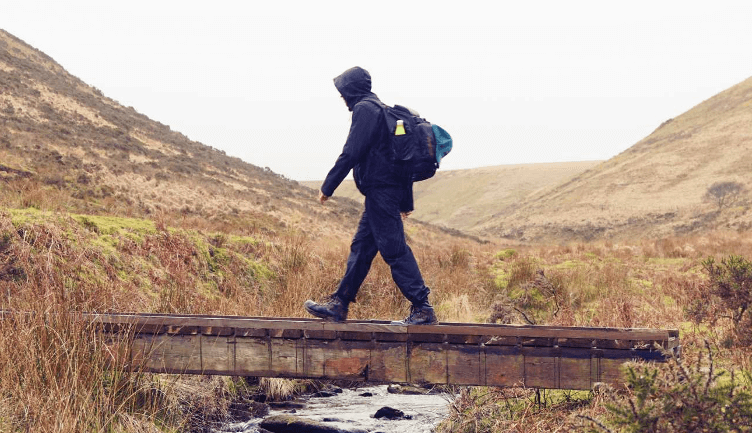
top-left (334, 187), bottom-right (429, 305)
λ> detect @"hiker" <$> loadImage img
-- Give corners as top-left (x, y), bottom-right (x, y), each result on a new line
top-left (303, 66), bottom-right (438, 325)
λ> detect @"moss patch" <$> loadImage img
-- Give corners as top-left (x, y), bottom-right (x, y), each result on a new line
top-left (72, 214), bottom-right (156, 236)
top-left (8, 207), bottom-right (47, 225)
top-left (495, 248), bottom-right (517, 261)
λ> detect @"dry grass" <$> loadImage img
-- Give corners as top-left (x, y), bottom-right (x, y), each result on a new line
top-left (0, 205), bottom-right (486, 431)
top-left (433, 232), bottom-right (752, 432)
top-left (3, 206), bottom-right (752, 431)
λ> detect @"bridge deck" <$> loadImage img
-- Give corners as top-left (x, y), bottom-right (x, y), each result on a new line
top-left (88, 312), bottom-right (680, 390)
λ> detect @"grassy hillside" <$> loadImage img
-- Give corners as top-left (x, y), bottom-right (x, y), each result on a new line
top-left (4, 207), bottom-right (752, 431)
top-left (0, 29), bottom-right (364, 241)
top-left (479, 75), bottom-right (752, 242)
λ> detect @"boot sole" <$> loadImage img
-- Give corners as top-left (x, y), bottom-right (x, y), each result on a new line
top-left (390, 320), bottom-right (439, 326)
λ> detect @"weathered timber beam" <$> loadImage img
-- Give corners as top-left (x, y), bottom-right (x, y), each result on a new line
top-left (93, 313), bottom-right (679, 390)
top-left (123, 331), bottom-right (674, 390)
top-left (0, 311), bottom-right (680, 390)
top-left (88, 312), bottom-right (678, 345)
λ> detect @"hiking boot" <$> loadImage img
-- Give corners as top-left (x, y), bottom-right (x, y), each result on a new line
top-left (397, 304), bottom-right (438, 325)
top-left (304, 296), bottom-right (349, 322)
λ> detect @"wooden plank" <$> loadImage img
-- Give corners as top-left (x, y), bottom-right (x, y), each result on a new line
top-left (599, 358), bottom-right (627, 387)
top-left (483, 335), bottom-right (519, 346)
top-left (324, 321), bottom-right (407, 334)
top-left (11, 311), bottom-right (680, 389)
top-left (369, 342), bottom-right (407, 383)
top-left (558, 348), bottom-right (592, 390)
top-left (337, 331), bottom-right (373, 341)
top-left (270, 337), bottom-right (303, 377)
top-left (201, 326), bottom-right (235, 336)
top-left (448, 344), bottom-right (482, 385)
top-left (201, 335), bottom-right (233, 373)
top-left (426, 322), bottom-right (674, 341)
top-left (301, 339), bottom-right (371, 380)
top-left (121, 328), bottom-right (656, 390)
top-left (523, 347), bottom-right (559, 389)
top-left (11, 310), bottom-right (679, 343)
top-left (304, 329), bottom-right (337, 340)
top-left (302, 339), bottom-right (327, 378)
top-left (408, 342), bottom-right (447, 384)
top-left (132, 333), bottom-right (202, 374)
top-left (323, 340), bottom-right (371, 380)
top-left (91, 313), bottom-right (328, 332)
top-left (485, 345), bottom-right (525, 387)
top-left (235, 336), bottom-right (272, 376)
top-left (374, 332), bottom-right (409, 342)
top-left (87, 313), bottom-right (676, 342)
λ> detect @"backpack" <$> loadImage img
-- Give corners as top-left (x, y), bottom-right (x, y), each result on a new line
top-left (367, 100), bottom-right (453, 182)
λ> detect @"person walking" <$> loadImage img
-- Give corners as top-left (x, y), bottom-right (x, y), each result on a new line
top-left (303, 66), bottom-right (438, 325)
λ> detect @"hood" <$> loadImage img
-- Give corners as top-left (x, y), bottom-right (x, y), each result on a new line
top-left (333, 66), bottom-right (375, 111)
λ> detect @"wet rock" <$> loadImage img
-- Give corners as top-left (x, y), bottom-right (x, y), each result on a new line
top-left (215, 419), bottom-right (271, 433)
top-left (311, 385), bottom-right (343, 398)
top-left (268, 400), bottom-right (306, 410)
top-left (373, 406), bottom-right (412, 420)
top-left (386, 384), bottom-right (427, 395)
top-left (228, 400), bottom-right (269, 419)
top-left (358, 392), bottom-right (373, 397)
top-left (259, 415), bottom-right (367, 433)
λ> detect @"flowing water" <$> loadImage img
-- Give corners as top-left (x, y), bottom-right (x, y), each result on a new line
top-left (215, 384), bottom-right (453, 433)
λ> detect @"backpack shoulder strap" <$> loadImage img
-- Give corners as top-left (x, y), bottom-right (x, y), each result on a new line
top-left (358, 97), bottom-right (391, 130)
top-left (359, 97), bottom-right (385, 110)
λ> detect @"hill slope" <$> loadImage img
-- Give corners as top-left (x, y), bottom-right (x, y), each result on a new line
top-left (479, 75), bottom-right (752, 242)
top-left (0, 29), bottom-right (367, 240)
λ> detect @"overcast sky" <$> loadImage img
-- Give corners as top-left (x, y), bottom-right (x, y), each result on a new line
top-left (4, 1), bottom-right (752, 181)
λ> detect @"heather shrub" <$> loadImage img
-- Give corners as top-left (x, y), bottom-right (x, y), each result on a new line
top-left (689, 255), bottom-right (752, 346)
top-left (584, 342), bottom-right (752, 433)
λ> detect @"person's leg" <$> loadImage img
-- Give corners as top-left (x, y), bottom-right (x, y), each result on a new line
top-left (365, 188), bottom-right (436, 324)
top-left (333, 211), bottom-right (379, 303)
top-left (304, 210), bottom-right (378, 321)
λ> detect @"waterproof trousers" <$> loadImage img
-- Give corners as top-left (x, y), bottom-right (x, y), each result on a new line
top-left (334, 187), bottom-right (430, 305)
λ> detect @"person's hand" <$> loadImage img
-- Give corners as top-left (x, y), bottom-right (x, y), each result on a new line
top-left (319, 190), bottom-right (330, 205)
top-left (401, 211), bottom-right (412, 220)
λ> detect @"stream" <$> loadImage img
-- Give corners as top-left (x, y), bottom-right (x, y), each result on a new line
top-left (214, 384), bottom-right (454, 433)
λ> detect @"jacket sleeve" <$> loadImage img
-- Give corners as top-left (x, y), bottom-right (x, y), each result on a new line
top-left (321, 102), bottom-right (381, 197)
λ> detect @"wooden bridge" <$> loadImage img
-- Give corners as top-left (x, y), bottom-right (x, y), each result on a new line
top-left (87, 312), bottom-right (680, 391)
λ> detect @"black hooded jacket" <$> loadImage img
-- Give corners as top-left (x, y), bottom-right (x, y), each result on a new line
top-left (321, 67), bottom-right (413, 212)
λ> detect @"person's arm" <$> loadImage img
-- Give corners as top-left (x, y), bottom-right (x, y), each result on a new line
top-left (320, 102), bottom-right (380, 197)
